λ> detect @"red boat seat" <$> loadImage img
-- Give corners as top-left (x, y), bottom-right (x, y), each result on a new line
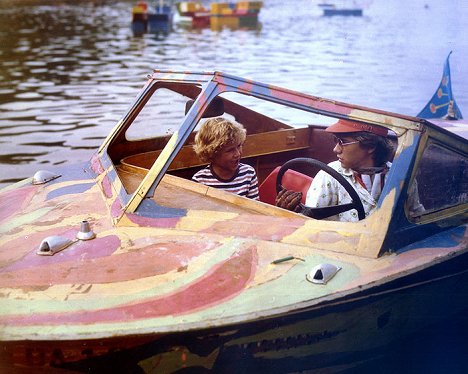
top-left (259, 166), bottom-right (313, 205)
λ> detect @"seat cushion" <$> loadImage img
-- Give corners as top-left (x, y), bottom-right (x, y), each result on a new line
top-left (259, 166), bottom-right (313, 205)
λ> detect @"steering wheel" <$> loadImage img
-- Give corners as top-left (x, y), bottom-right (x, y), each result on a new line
top-left (276, 158), bottom-right (366, 220)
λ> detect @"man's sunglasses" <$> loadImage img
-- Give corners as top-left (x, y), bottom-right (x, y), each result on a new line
top-left (333, 136), bottom-right (360, 147)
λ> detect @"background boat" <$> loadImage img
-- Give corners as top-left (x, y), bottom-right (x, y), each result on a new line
top-left (175, 1), bottom-right (263, 29)
top-left (131, 0), bottom-right (174, 35)
top-left (318, 0), bottom-right (363, 16)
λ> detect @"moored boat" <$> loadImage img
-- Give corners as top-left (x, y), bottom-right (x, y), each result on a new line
top-left (0, 70), bottom-right (467, 372)
top-left (132, 0), bottom-right (174, 36)
top-left (175, 1), bottom-right (262, 29)
top-left (319, 1), bottom-right (363, 16)
top-left (323, 8), bottom-right (362, 16)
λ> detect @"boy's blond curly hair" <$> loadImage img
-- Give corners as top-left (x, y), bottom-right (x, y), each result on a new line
top-left (193, 117), bottom-right (246, 163)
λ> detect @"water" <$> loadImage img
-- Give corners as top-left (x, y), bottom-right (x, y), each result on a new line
top-left (0, 0), bottom-right (467, 187)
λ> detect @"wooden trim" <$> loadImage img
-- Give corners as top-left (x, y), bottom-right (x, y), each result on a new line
top-left (120, 127), bottom-right (311, 173)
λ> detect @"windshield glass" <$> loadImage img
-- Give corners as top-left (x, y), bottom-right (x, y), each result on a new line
top-left (126, 87), bottom-right (189, 141)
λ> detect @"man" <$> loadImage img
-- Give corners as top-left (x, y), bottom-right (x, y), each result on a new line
top-left (276, 119), bottom-right (394, 221)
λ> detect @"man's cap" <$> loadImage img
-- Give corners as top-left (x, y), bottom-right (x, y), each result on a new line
top-left (326, 119), bottom-right (388, 137)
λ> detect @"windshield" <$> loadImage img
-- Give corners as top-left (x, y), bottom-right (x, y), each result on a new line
top-left (105, 79), bottom-right (399, 226)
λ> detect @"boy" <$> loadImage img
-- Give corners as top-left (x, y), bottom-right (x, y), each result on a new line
top-left (192, 117), bottom-right (259, 200)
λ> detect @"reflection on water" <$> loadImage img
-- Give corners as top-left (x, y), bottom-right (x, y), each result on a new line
top-left (0, 0), bottom-right (467, 187)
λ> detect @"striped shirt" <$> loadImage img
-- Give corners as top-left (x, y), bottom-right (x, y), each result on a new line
top-left (192, 163), bottom-right (259, 200)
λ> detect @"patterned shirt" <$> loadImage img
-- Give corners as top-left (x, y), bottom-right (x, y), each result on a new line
top-left (192, 163), bottom-right (259, 200)
top-left (305, 160), bottom-right (391, 222)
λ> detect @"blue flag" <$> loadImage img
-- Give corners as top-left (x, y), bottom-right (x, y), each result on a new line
top-left (417, 51), bottom-right (463, 119)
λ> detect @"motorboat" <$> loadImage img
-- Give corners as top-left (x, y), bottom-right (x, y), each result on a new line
top-left (0, 70), bottom-right (467, 372)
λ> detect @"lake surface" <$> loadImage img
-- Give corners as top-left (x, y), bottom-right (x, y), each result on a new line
top-left (0, 0), bottom-right (467, 187)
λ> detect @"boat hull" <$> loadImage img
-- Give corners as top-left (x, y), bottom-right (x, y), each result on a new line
top-left (323, 9), bottom-right (363, 16)
top-left (2, 249), bottom-right (468, 372)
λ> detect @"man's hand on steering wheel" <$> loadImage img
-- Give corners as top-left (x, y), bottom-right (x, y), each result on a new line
top-left (275, 188), bottom-right (303, 212)
top-left (275, 158), bottom-right (366, 220)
